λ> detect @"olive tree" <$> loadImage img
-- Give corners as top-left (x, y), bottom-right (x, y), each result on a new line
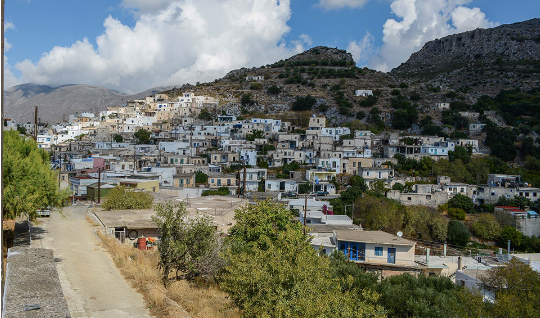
top-left (152, 202), bottom-right (222, 283)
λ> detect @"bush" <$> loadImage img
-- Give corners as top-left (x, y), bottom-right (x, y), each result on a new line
top-left (292, 95), bottom-right (317, 111)
top-left (448, 207), bottom-right (466, 221)
top-left (447, 220), bottom-right (470, 246)
top-left (392, 183), bottom-right (404, 191)
top-left (195, 171), bottom-right (208, 184)
top-left (102, 186), bottom-right (154, 210)
top-left (472, 214), bottom-right (502, 240)
top-left (250, 82), bottom-right (263, 90)
top-left (202, 187), bottom-right (230, 196)
top-left (448, 194), bottom-right (475, 214)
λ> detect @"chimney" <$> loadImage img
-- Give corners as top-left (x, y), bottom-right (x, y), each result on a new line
top-left (443, 243), bottom-right (447, 258)
top-left (426, 248), bottom-right (430, 267)
top-left (458, 256), bottom-right (462, 271)
top-left (508, 240), bottom-right (511, 256)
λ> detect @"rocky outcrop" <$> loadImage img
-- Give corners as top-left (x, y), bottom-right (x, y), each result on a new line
top-left (393, 18), bottom-right (540, 76)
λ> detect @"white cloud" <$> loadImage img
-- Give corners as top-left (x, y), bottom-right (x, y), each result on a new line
top-left (13, 0), bottom-right (306, 93)
top-left (346, 31), bottom-right (374, 65)
top-left (368, 0), bottom-right (497, 72)
top-left (5, 21), bottom-right (15, 31)
top-left (316, 0), bottom-right (370, 10)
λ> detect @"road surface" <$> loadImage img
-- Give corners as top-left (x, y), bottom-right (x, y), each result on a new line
top-left (31, 204), bottom-right (151, 318)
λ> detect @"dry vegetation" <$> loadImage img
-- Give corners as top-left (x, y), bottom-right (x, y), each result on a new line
top-left (97, 231), bottom-right (239, 318)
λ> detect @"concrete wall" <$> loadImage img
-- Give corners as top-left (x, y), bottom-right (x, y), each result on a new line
top-left (3, 248), bottom-right (71, 317)
top-left (363, 243), bottom-right (415, 266)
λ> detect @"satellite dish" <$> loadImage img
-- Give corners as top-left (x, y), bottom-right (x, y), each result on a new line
top-left (397, 231), bottom-right (403, 238)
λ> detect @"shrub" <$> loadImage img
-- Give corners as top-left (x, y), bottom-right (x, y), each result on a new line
top-left (448, 194), bottom-right (475, 214)
top-left (447, 220), bottom-right (470, 246)
top-left (202, 187), bottom-right (230, 196)
top-left (448, 207), bottom-right (466, 221)
top-left (250, 82), bottom-right (263, 90)
top-left (472, 214), bottom-right (502, 240)
top-left (195, 171), bottom-right (208, 184)
top-left (102, 186), bottom-right (154, 210)
top-left (292, 95), bottom-right (317, 111)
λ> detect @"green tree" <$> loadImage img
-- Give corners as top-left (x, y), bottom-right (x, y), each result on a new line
top-left (449, 146), bottom-right (471, 164)
top-left (448, 194), bottom-right (475, 214)
top-left (152, 202), bottom-right (222, 283)
top-left (2, 130), bottom-right (68, 219)
top-left (266, 85), bottom-right (281, 95)
top-left (134, 128), bottom-right (151, 144)
top-left (16, 125), bottom-right (27, 135)
top-left (222, 200), bottom-right (384, 317)
top-left (480, 258), bottom-right (540, 317)
top-left (241, 93), bottom-right (255, 106)
top-left (113, 134), bottom-right (123, 142)
top-left (291, 95), bottom-right (317, 111)
top-left (447, 220), bottom-right (470, 246)
top-left (195, 171), bottom-right (208, 184)
top-left (101, 186), bottom-right (154, 210)
top-left (198, 108), bottom-right (213, 121)
top-left (471, 214), bottom-right (502, 240)
top-left (447, 207), bottom-right (466, 221)
top-left (376, 273), bottom-right (471, 318)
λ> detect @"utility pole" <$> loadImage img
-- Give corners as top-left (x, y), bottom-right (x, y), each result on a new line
top-left (243, 159), bottom-right (247, 198)
top-left (34, 106), bottom-right (38, 141)
top-left (97, 167), bottom-right (101, 204)
top-left (304, 193), bottom-right (308, 236)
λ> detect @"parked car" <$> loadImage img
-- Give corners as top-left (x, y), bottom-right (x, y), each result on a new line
top-left (282, 192), bottom-right (297, 198)
top-left (36, 207), bottom-right (51, 217)
top-left (315, 191), bottom-right (329, 196)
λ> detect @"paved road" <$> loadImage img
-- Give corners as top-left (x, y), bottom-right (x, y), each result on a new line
top-left (32, 204), bottom-right (151, 318)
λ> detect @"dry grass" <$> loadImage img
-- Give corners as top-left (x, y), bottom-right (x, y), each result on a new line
top-left (96, 231), bottom-right (239, 318)
top-left (168, 280), bottom-right (240, 318)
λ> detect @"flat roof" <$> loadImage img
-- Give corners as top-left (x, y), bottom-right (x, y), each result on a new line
top-left (336, 230), bottom-right (416, 246)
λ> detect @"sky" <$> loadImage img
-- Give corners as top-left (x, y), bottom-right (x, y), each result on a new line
top-left (3, 0), bottom-right (539, 94)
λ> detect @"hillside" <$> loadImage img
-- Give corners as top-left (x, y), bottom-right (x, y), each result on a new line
top-left (4, 84), bottom-right (173, 124)
top-left (6, 19), bottom-right (540, 130)
top-left (392, 18), bottom-right (540, 97)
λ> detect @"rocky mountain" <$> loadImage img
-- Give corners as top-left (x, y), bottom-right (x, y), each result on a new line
top-left (4, 84), bottom-right (173, 124)
top-left (392, 18), bottom-right (540, 97)
top-left (5, 19), bottom-right (539, 128)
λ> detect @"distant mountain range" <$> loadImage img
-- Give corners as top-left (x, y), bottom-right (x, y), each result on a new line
top-left (4, 18), bottom-right (539, 125)
top-left (3, 84), bottom-right (173, 124)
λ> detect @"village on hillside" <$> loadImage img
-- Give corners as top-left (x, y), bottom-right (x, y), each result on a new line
top-left (4, 86), bottom-right (540, 303)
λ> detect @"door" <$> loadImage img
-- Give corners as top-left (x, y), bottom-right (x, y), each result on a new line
top-left (350, 243), bottom-right (358, 261)
top-left (388, 248), bottom-right (396, 264)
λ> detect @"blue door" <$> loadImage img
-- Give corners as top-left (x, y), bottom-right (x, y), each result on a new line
top-left (350, 243), bottom-right (358, 261)
top-left (388, 248), bottom-right (396, 264)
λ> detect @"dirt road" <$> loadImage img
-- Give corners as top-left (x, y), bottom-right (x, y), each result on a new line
top-left (32, 204), bottom-right (151, 318)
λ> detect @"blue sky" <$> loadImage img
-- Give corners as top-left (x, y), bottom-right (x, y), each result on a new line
top-left (3, 0), bottom-right (539, 93)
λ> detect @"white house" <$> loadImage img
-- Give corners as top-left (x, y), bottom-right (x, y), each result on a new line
top-left (246, 75), bottom-right (264, 81)
top-left (355, 90), bottom-right (373, 97)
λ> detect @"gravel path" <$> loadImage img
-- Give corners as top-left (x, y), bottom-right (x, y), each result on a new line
top-left (32, 204), bottom-right (151, 318)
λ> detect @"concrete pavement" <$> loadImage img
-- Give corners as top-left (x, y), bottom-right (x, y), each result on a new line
top-left (31, 204), bottom-right (151, 318)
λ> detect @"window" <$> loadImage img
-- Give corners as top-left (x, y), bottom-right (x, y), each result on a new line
top-left (186, 179), bottom-right (190, 185)
top-left (211, 179), bottom-right (215, 184)
top-left (375, 247), bottom-right (383, 256)
top-left (426, 195), bottom-right (431, 200)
